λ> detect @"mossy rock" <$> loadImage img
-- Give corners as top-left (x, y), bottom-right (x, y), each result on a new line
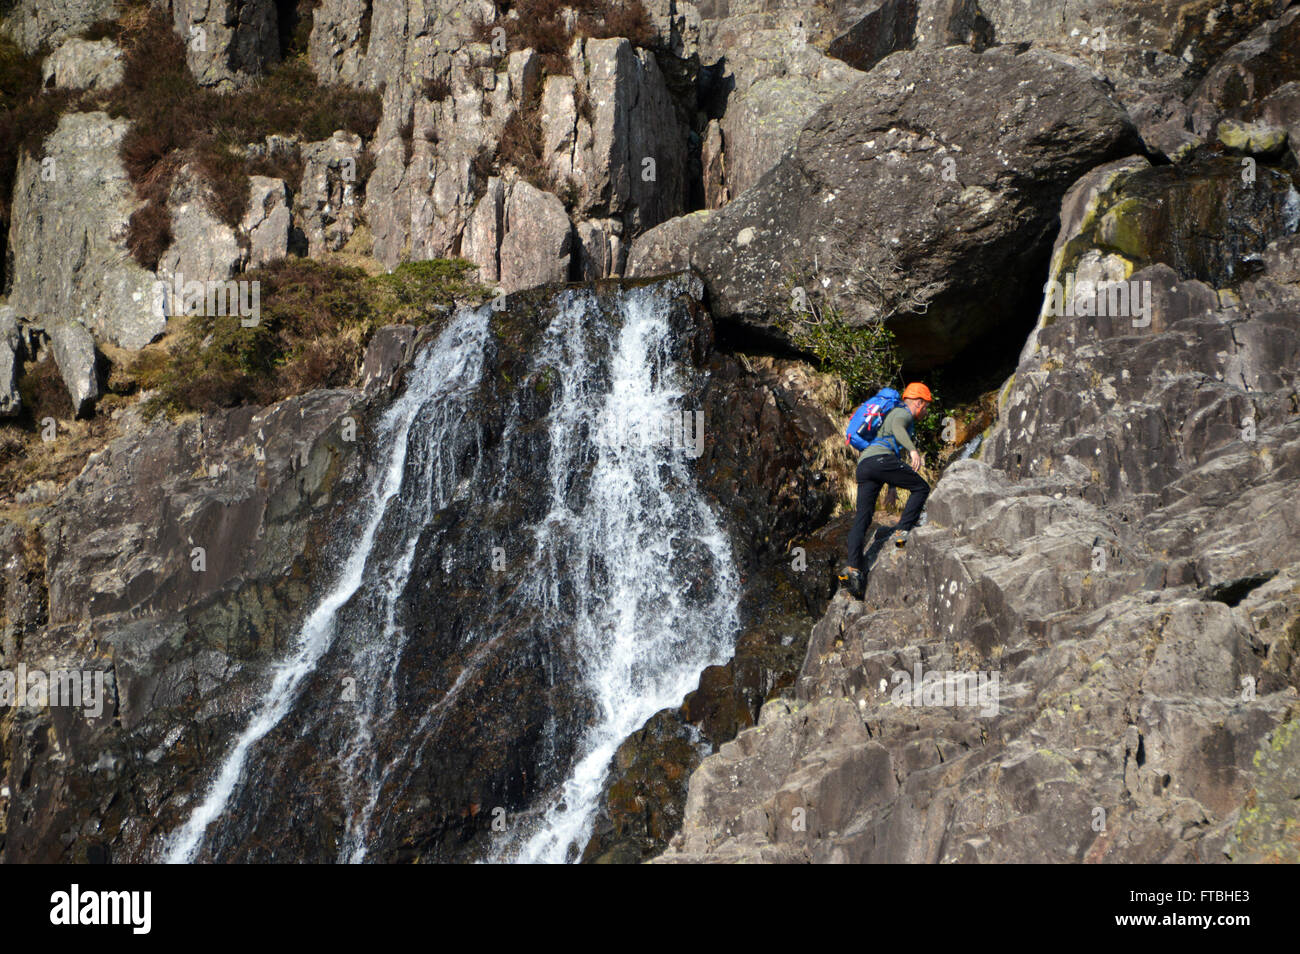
top-left (1216, 118), bottom-right (1289, 157)
top-left (1227, 719), bottom-right (1300, 863)
top-left (1097, 198), bottom-right (1158, 260)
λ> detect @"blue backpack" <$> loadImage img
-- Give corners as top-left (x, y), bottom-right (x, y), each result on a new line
top-left (845, 388), bottom-right (902, 451)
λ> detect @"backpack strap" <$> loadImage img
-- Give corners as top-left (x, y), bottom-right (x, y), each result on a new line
top-left (865, 411), bottom-right (915, 458)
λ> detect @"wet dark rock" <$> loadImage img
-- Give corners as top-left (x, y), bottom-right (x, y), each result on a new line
top-left (360, 325), bottom-right (418, 392)
top-left (1, 387), bottom-right (370, 861)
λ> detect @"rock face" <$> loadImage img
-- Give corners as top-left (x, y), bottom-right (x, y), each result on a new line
top-left (295, 131), bottom-right (364, 258)
top-left (687, 45), bottom-right (1141, 368)
top-left (1, 0), bottom-right (116, 52)
top-left (42, 319), bottom-right (100, 418)
top-left (1190, 6), bottom-right (1300, 147)
top-left (698, 14), bottom-right (864, 204)
top-left (161, 0), bottom-right (281, 89)
top-left (499, 180), bottom-right (572, 289)
top-left (158, 166), bottom-right (245, 287)
top-left (464, 178), bottom-right (575, 292)
top-left (364, 43), bottom-right (536, 268)
top-left (242, 176), bottom-right (291, 267)
top-left (0, 308), bottom-right (23, 418)
top-left (654, 178), bottom-right (1300, 867)
top-left (1, 387), bottom-right (369, 862)
top-left (314, 7), bottom-right (688, 279)
top-left (542, 38), bottom-right (689, 239)
top-left (42, 38), bottom-right (124, 91)
top-left (7, 112), bottom-right (163, 352)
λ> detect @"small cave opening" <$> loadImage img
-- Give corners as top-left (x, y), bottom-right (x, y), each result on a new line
top-left (1202, 571), bottom-right (1278, 607)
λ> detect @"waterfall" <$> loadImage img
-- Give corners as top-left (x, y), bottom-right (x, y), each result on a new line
top-left (500, 287), bottom-right (740, 863)
top-left (161, 281), bottom-right (739, 864)
top-left (163, 306), bottom-right (493, 864)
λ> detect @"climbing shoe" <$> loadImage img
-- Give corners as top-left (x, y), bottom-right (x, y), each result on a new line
top-left (838, 565), bottom-right (865, 600)
top-left (893, 530), bottom-right (910, 548)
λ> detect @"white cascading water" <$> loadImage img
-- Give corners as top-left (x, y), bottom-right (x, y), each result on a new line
top-left (162, 282), bottom-right (739, 864)
top-left (163, 306), bottom-right (492, 864)
top-left (500, 286), bottom-right (740, 863)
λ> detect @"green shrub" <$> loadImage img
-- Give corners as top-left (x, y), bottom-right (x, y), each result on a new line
top-left (131, 258), bottom-right (490, 416)
top-left (779, 276), bottom-right (902, 406)
top-left (779, 272), bottom-right (970, 469)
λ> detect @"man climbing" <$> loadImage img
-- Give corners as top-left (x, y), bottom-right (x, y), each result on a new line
top-left (839, 382), bottom-right (932, 599)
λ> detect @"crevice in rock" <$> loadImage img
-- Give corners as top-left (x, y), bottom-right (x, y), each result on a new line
top-left (1202, 570), bottom-right (1278, 607)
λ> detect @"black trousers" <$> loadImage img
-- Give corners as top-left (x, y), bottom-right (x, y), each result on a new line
top-left (846, 454), bottom-right (930, 573)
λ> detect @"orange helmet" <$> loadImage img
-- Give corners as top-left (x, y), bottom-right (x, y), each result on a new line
top-left (901, 382), bottom-right (932, 403)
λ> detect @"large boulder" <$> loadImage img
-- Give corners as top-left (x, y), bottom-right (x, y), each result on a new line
top-left (42, 318), bottom-right (100, 418)
top-left (1189, 6), bottom-right (1300, 142)
top-left (7, 112), bottom-right (163, 351)
top-left (688, 45), bottom-right (1141, 368)
top-left (916, 0), bottom-right (1291, 160)
top-left (625, 211), bottom-right (713, 278)
top-left (241, 176), bottom-right (291, 267)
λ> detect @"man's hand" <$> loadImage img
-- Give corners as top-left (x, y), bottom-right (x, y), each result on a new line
top-left (910, 449), bottom-right (923, 472)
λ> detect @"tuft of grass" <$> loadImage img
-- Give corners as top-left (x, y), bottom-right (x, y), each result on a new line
top-left (16, 357), bottom-right (75, 423)
top-left (422, 76), bottom-right (452, 102)
top-left (496, 100), bottom-right (547, 187)
top-left (130, 258), bottom-right (491, 415)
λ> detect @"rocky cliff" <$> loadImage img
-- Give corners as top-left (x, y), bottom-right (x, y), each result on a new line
top-left (655, 224), bottom-right (1300, 864)
top-left (1, 0), bottom-right (1298, 864)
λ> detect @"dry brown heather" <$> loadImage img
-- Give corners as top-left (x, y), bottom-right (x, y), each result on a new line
top-left (473, 0), bottom-right (656, 75)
